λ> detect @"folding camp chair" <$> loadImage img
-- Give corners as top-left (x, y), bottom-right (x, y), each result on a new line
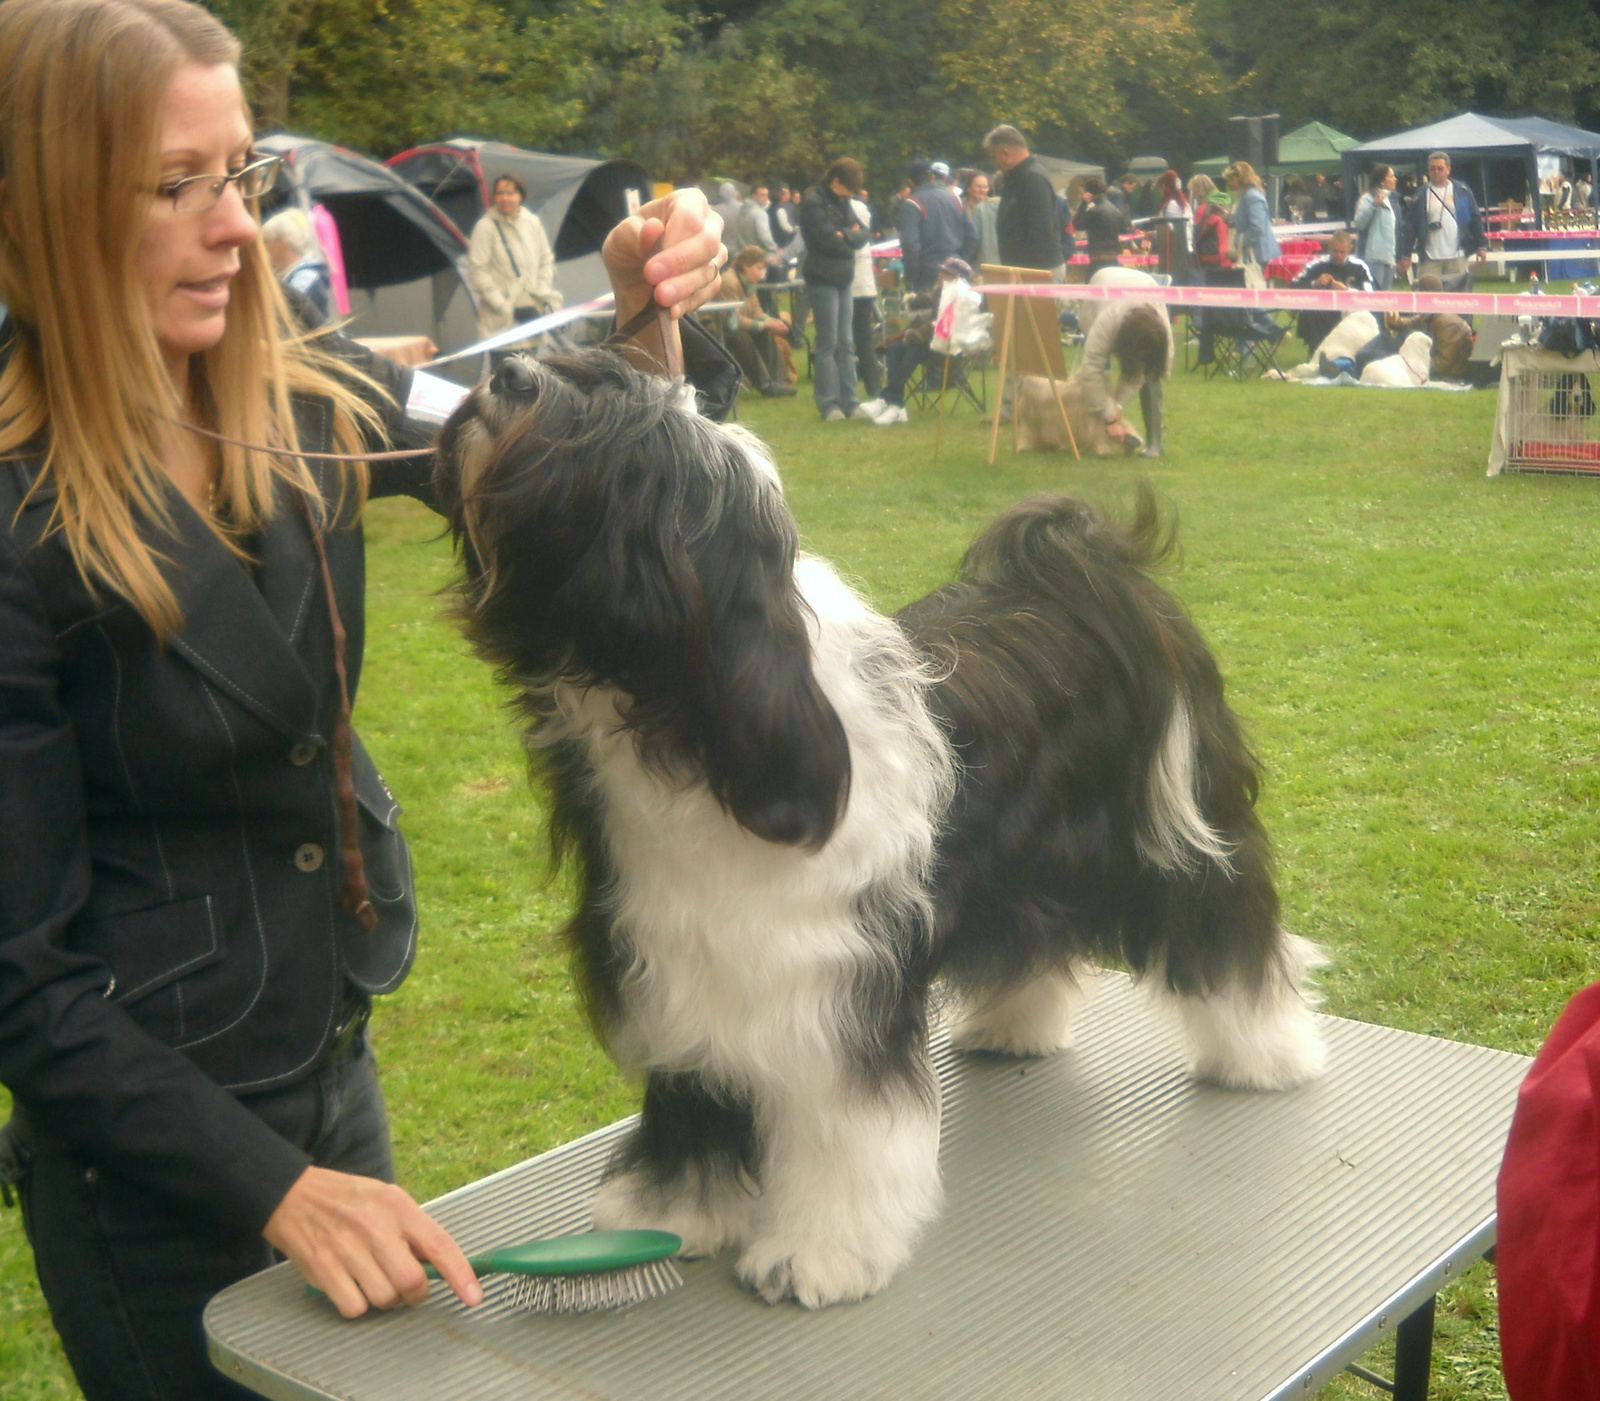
top-left (906, 349), bottom-right (987, 414)
top-left (1202, 308), bottom-right (1286, 380)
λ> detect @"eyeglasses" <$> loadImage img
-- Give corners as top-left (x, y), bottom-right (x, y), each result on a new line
top-left (153, 155), bottom-right (283, 214)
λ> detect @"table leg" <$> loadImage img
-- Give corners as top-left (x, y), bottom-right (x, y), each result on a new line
top-left (1392, 1294), bottom-right (1436, 1401)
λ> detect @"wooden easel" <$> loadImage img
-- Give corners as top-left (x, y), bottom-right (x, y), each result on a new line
top-left (982, 264), bottom-right (1079, 464)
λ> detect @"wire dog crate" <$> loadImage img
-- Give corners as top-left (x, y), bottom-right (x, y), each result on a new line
top-left (1505, 366), bottom-right (1600, 473)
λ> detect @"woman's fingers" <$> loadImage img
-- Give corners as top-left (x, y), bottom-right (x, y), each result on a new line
top-left (265, 1166), bottom-right (482, 1317)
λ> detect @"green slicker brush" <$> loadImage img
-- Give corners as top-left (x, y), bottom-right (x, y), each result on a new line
top-left (311, 1229), bottom-right (684, 1316)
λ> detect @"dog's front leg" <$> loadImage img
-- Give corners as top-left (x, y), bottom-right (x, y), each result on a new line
top-left (736, 1064), bottom-right (941, 1308)
top-left (591, 1071), bottom-right (761, 1257)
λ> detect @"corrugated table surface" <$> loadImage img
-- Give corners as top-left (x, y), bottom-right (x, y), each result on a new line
top-left (205, 971), bottom-right (1529, 1400)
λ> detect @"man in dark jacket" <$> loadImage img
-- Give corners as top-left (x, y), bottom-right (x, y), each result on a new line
top-left (986, 125), bottom-right (1063, 275)
top-left (1076, 176), bottom-right (1131, 276)
top-left (899, 160), bottom-right (974, 291)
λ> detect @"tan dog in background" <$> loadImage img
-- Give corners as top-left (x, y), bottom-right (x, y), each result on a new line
top-left (1015, 374), bottom-right (1141, 455)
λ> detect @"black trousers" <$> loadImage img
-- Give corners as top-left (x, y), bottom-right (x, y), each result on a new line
top-left (7, 1031), bottom-right (393, 1401)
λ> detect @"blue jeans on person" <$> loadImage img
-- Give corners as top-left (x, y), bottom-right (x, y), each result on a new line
top-left (1368, 261), bottom-right (1396, 291)
top-left (807, 281), bottom-right (857, 417)
top-left (7, 1027), bottom-right (393, 1401)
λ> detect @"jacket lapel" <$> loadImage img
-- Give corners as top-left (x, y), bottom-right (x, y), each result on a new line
top-left (165, 488), bottom-right (324, 746)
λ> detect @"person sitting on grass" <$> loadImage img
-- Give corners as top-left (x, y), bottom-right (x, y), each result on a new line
top-left (1291, 231), bottom-right (1375, 351)
top-left (720, 244), bottom-right (797, 396)
top-left (857, 256), bottom-right (975, 426)
top-left (1340, 272), bottom-right (1474, 382)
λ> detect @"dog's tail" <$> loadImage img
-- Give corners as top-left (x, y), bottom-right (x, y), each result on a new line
top-left (955, 486), bottom-right (1249, 879)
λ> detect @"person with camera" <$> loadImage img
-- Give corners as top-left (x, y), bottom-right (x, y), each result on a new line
top-left (1398, 151), bottom-right (1486, 284)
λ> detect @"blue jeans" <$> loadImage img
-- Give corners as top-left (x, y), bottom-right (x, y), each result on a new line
top-left (807, 282), bottom-right (857, 417)
top-left (8, 1030), bottom-right (394, 1401)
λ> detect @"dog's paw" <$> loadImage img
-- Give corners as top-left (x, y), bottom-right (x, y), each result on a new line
top-left (949, 968), bottom-right (1090, 1057)
top-left (1174, 935), bottom-right (1329, 1091)
top-left (591, 1169), bottom-right (757, 1258)
top-left (1188, 1010), bottom-right (1327, 1091)
top-left (734, 1234), bottom-right (899, 1309)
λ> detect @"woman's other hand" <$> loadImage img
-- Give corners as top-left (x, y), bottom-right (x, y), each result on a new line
top-left (264, 1165), bottom-right (484, 1318)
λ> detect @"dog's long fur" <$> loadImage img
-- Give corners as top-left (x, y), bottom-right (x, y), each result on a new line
top-left (435, 350), bottom-right (1325, 1308)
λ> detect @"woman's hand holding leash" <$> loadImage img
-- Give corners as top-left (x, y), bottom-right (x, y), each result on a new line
top-left (603, 189), bottom-right (727, 376)
top-left (264, 1165), bottom-right (484, 1318)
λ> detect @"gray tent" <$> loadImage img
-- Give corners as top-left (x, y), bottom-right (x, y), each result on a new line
top-left (258, 134), bottom-right (478, 373)
top-left (387, 141), bottom-right (652, 306)
top-left (1032, 154), bottom-right (1106, 193)
top-left (1340, 113), bottom-right (1600, 227)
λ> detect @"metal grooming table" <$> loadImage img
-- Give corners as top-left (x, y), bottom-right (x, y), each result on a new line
top-left (206, 972), bottom-right (1528, 1400)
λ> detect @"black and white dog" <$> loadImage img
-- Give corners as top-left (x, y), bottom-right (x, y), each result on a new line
top-left (434, 350), bottom-right (1325, 1309)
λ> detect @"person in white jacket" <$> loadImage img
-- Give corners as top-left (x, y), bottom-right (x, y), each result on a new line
top-left (468, 174), bottom-right (562, 347)
top-left (849, 192), bottom-right (884, 409)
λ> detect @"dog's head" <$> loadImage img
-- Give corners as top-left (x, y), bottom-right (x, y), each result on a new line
top-left (434, 350), bottom-right (850, 849)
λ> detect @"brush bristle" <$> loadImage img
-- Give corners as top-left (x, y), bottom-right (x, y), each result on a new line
top-left (505, 1258), bottom-right (684, 1315)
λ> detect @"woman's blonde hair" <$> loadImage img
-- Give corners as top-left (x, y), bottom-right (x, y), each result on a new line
top-left (1188, 173), bottom-right (1216, 205)
top-left (1224, 160), bottom-right (1264, 192)
top-left (0, 0), bottom-right (384, 639)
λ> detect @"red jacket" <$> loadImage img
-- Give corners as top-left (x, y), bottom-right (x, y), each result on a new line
top-left (1194, 202), bottom-right (1231, 268)
top-left (1498, 980), bottom-right (1600, 1400)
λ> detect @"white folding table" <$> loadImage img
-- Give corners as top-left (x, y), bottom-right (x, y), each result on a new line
top-left (206, 971), bottom-right (1528, 1401)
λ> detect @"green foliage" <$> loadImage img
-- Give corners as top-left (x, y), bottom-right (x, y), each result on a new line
top-left (203, 0), bottom-right (1599, 183)
top-left (1198, 0), bottom-right (1600, 138)
top-left (578, 22), bottom-right (829, 186)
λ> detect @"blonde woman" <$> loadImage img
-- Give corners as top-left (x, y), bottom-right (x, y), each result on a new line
top-left (0, 2), bottom-right (728, 1396)
top-left (1223, 160), bottom-right (1280, 278)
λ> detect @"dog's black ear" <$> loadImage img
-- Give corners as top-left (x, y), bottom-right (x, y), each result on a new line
top-left (447, 352), bottom-right (851, 849)
top-left (700, 554), bottom-right (852, 850)
top-left (626, 422), bottom-right (852, 851)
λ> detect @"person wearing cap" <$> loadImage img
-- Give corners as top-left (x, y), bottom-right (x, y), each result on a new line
top-left (899, 159), bottom-right (974, 291)
top-left (985, 125), bottom-right (1063, 278)
top-left (858, 256), bottom-right (973, 425)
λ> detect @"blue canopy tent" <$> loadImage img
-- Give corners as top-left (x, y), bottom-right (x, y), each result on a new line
top-left (1341, 112), bottom-right (1600, 229)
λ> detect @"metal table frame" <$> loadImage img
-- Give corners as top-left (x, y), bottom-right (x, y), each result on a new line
top-left (207, 972), bottom-right (1527, 1400)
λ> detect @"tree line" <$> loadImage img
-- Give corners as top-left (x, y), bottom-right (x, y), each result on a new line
top-left (208, 0), bottom-right (1600, 191)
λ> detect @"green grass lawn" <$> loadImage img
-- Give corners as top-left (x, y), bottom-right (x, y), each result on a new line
top-left (4, 333), bottom-right (1596, 1398)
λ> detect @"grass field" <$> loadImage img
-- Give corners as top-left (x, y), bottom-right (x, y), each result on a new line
top-left (4, 323), bottom-right (1597, 1398)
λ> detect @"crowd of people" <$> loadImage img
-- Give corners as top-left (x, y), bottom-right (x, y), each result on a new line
top-left (699, 133), bottom-right (1531, 414)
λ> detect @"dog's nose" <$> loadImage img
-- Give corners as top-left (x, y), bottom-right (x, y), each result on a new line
top-left (492, 355), bottom-right (538, 399)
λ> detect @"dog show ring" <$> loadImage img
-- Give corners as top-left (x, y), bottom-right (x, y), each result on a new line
top-left (205, 971), bottom-right (1524, 1401)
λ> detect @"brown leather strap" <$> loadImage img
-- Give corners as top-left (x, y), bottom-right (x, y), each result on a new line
top-left (605, 296), bottom-right (685, 380)
top-left (295, 492), bottom-right (378, 935)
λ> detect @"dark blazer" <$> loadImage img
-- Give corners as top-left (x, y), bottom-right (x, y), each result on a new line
top-left (0, 338), bottom-right (433, 1236)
